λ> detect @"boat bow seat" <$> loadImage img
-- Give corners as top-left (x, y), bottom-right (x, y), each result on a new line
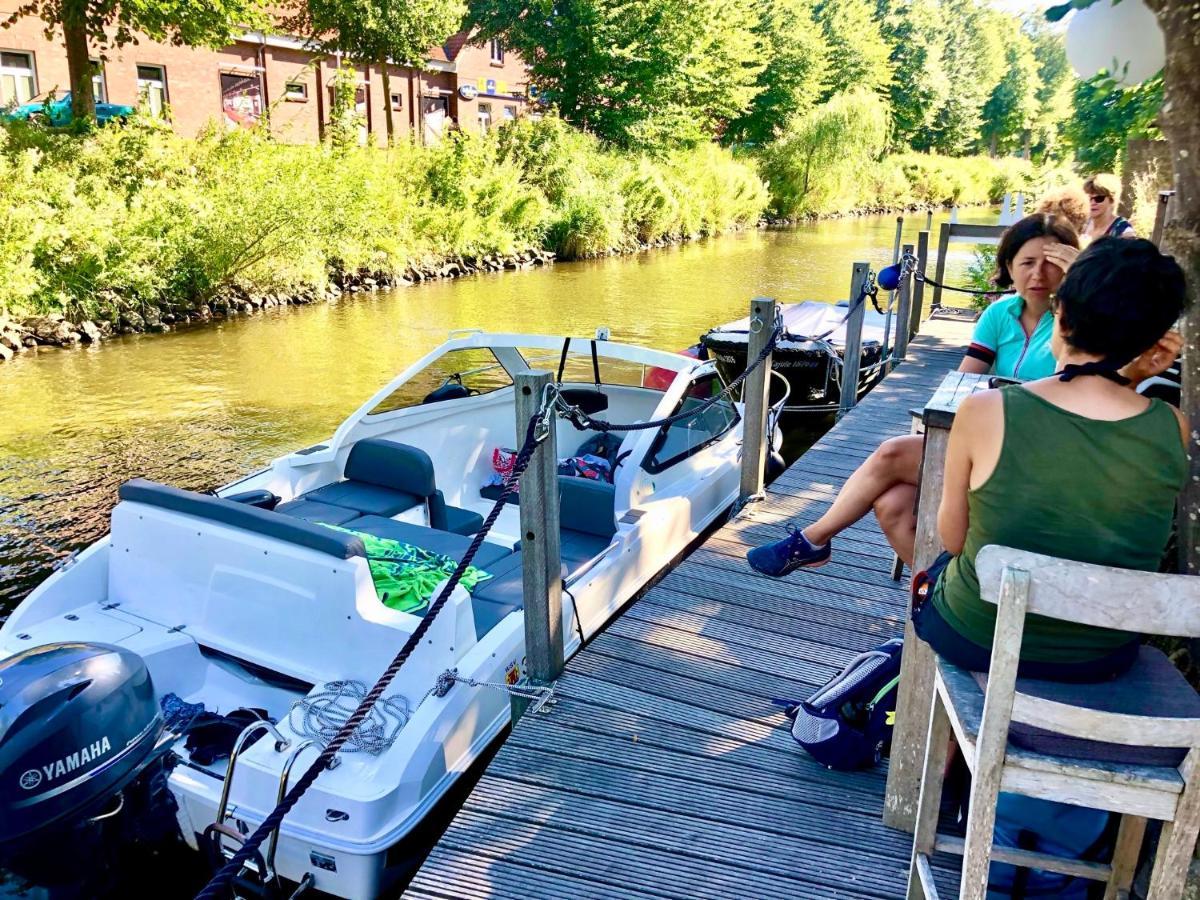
top-left (277, 438), bottom-right (483, 534)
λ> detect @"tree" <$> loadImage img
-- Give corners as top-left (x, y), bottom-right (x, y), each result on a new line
top-left (813, 0), bottom-right (893, 99)
top-left (3, 0), bottom-right (268, 122)
top-left (924, 0), bottom-right (1006, 154)
top-left (875, 0), bottom-right (948, 150)
top-left (468, 0), bottom-right (764, 148)
top-left (724, 0), bottom-right (829, 146)
top-left (1063, 72), bottom-right (1162, 172)
top-left (291, 0), bottom-right (465, 143)
top-left (979, 24), bottom-right (1041, 156)
top-left (1027, 20), bottom-right (1072, 162)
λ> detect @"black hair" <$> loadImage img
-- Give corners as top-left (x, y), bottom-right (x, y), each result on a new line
top-left (993, 213), bottom-right (1080, 289)
top-left (1055, 237), bottom-right (1188, 369)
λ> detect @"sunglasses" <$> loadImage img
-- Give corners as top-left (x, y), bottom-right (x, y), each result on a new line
top-left (1090, 194), bottom-right (1110, 203)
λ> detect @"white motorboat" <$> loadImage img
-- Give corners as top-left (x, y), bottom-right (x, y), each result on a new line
top-left (0, 329), bottom-right (772, 898)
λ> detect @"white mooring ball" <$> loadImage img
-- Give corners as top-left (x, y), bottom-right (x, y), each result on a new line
top-left (1065, 0), bottom-right (1166, 86)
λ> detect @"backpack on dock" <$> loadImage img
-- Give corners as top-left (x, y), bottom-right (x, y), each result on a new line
top-left (782, 638), bottom-right (903, 770)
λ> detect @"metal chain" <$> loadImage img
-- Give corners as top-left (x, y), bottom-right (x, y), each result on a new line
top-left (194, 410), bottom-right (549, 900)
top-left (436, 668), bottom-right (557, 715)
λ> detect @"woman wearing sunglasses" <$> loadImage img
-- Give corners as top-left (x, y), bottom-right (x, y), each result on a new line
top-left (1082, 173), bottom-right (1136, 242)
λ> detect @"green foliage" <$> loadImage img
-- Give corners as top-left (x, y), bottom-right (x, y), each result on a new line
top-left (814, 0), bottom-right (893, 98)
top-left (468, 0), bottom-right (765, 149)
top-left (1065, 73), bottom-right (1163, 173)
top-left (965, 245), bottom-right (998, 310)
top-left (875, 0), bottom-right (949, 150)
top-left (922, 0), bottom-right (1006, 154)
top-left (979, 23), bottom-right (1041, 156)
top-left (328, 65), bottom-right (365, 152)
top-left (757, 89), bottom-right (889, 217)
top-left (724, 0), bottom-right (829, 146)
top-left (1027, 20), bottom-right (1073, 163)
top-left (0, 114), bottom-right (767, 318)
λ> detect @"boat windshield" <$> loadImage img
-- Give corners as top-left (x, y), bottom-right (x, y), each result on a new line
top-left (369, 348), bottom-right (512, 415)
top-left (516, 346), bottom-right (648, 389)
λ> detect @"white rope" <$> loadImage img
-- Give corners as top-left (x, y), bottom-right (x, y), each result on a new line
top-left (435, 668), bottom-right (557, 714)
top-left (287, 680), bottom-right (412, 755)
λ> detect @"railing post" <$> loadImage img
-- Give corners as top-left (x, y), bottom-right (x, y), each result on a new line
top-left (837, 263), bottom-right (870, 419)
top-left (911, 230), bottom-right (930, 338)
top-left (739, 297), bottom-right (776, 505)
top-left (1152, 189), bottom-right (1176, 247)
top-left (511, 370), bottom-right (563, 721)
top-left (932, 223), bottom-right (951, 311)
top-left (890, 243), bottom-right (915, 370)
top-left (879, 216), bottom-right (904, 368)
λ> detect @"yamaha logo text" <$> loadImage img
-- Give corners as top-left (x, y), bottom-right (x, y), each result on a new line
top-left (20, 736), bottom-right (112, 790)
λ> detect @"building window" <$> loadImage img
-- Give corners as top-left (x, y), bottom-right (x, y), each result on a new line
top-left (136, 65), bottom-right (168, 117)
top-left (390, 91), bottom-right (402, 111)
top-left (489, 39), bottom-right (504, 64)
top-left (0, 50), bottom-right (36, 107)
top-left (89, 59), bottom-right (107, 104)
top-left (284, 81), bottom-right (308, 102)
top-left (220, 71), bottom-right (263, 128)
top-left (503, 105), bottom-right (517, 123)
top-left (477, 101), bottom-right (492, 134)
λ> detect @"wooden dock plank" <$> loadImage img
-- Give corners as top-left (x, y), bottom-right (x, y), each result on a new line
top-left (406, 322), bottom-right (974, 899)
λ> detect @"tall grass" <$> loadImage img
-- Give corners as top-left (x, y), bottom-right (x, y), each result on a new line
top-left (0, 114), bottom-right (767, 321)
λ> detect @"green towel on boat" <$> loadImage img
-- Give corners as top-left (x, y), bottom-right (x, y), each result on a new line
top-left (321, 525), bottom-right (492, 614)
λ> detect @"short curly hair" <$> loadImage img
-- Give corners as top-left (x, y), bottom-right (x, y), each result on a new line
top-left (1034, 185), bottom-right (1090, 233)
top-left (1083, 173), bottom-right (1122, 205)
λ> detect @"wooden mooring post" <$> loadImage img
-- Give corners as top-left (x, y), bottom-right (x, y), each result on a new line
top-left (879, 217), bottom-right (904, 367)
top-left (511, 370), bottom-right (563, 721)
top-left (889, 243), bottom-right (915, 370)
top-left (1152, 190), bottom-right (1176, 247)
top-left (837, 262), bottom-right (870, 419)
top-left (739, 298), bottom-right (776, 505)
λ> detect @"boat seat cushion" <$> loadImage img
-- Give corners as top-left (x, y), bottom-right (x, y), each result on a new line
top-left (345, 438), bottom-right (437, 495)
top-left (116, 479), bottom-right (365, 559)
top-left (437, 499), bottom-right (484, 536)
top-left (301, 480), bottom-right (423, 518)
top-left (558, 476), bottom-right (616, 538)
top-left (344, 516), bottom-right (513, 570)
top-left (274, 499), bottom-right (362, 526)
top-left (469, 553), bottom-right (527, 638)
top-left (561, 529), bottom-right (613, 571)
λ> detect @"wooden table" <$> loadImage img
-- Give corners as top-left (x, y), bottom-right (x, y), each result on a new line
top-left (884, 371), bottom-right (992, 831)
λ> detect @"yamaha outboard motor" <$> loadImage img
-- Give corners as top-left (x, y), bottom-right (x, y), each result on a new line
top-left (0, 642), bottom-right (167, 886)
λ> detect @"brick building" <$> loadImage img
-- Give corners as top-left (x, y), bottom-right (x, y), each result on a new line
top-left (0, 11), bottom-right (532, 143)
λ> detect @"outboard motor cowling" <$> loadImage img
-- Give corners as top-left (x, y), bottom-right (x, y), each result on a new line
top-left (0, 642), bottom-right (164, 882)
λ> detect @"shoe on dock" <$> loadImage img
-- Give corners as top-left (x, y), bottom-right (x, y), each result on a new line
top-left (746, 525), bottom-right (830, 577)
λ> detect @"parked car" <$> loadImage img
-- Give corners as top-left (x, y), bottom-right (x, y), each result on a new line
top-left (1, 92), bottom-right (134, 126)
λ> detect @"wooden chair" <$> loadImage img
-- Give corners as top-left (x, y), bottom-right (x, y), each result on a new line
top-left (907, 545), bottom-right (1200, 900)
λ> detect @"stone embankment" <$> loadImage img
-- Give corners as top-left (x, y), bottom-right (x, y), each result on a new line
top-left (0, 249), bottom-right (555, 361)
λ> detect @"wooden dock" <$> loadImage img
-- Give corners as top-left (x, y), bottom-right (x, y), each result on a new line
top-left (405, 317), bottom-right (975, 900)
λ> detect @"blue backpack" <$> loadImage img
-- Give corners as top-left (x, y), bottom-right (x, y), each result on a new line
top-left (782, 638), bottom-right (903, 770)
top-left (988, 794), bottom-right (1113, 898)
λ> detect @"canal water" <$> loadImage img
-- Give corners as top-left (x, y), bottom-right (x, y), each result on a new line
top-left (0, 211), bottom-right (992, 615)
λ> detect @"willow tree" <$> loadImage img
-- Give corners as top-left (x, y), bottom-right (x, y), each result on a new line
top-left (292, 0), bottom-right (465, 143)
top-left (2, 0), bottom-right (267, 122)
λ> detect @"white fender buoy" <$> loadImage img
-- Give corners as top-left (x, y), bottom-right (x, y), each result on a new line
top-left (1065, 0), bottom-right (1165, 86)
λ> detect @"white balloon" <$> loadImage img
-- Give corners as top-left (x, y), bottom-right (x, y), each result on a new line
top-left (1065, 0), bottom-right (1166, 86)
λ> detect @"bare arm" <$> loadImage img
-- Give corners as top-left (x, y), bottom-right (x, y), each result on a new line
top-left (958, 356), bottom-right (990, 375)
top-left (937, 401), bottom-right (976, 556)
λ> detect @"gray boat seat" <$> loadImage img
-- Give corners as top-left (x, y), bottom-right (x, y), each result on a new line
top-left (344, 515), bottom-right (514, 571)
top-left (470, 477), bottom-right (617, 638)
top-left (277, 438), bottom-right (481, 534)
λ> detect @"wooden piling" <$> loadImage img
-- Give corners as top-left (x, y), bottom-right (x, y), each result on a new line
top-left (1152, 190), bottom-right (1176, 247)
top-left (837, 263), bottom-right (870, 419)
top-left (932, 223), bottom-right (951, 311)
top-left (511, 370), bottom-right (563, 720)
top-left (738, 298), bottom-right (776, 505)
top-left (911, 230), bottom-right (929, 339)
top-left (890, 243), bottom-right (915, 369)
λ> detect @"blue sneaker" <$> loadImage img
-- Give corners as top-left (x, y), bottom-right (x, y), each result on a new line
top-left (746, 525), bottom-right (831, 577)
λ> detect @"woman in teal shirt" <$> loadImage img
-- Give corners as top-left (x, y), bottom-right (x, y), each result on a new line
top-left (748, 215), bottom-right (1171, 577)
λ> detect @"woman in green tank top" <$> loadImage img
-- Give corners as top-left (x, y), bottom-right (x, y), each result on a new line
top-left (913, 238), bottom-right (1190, 682)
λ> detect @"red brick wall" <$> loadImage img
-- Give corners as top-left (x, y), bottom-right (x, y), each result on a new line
top-left (1, 13), bottom-right (529, 143)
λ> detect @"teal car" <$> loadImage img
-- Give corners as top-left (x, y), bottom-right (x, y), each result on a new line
top-left (2, 92), bottom-right (134, 126)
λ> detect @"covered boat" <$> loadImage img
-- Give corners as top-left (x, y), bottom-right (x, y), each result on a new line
top-left (701, 300), bottom-right (891, 413)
